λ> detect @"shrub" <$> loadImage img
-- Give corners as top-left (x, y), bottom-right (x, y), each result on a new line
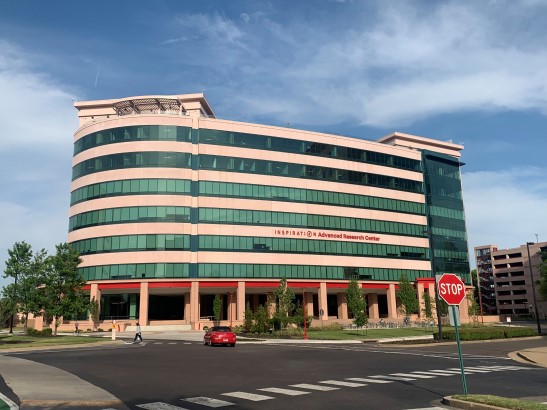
top-left (97, 328), bottom-right (104, 332)
top-left (434, 326), bottom-right (535, 341)
top-left (232, 325), bottom-right (244, 334)
top-left (25, 328), bottom-right (53, 337)
top-left (503, 327), bottom-right (536, 338)
top-left (203, 326), bottom-right (209, 331)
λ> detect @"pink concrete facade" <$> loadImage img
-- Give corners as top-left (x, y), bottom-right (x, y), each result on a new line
top-left (61, 93), bottom-right (472, 331)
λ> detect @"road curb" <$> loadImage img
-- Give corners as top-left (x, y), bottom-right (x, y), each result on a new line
top-left (442, 396), bottom-right (508, 409)
top-left (20, 399), bottom-right (126, 409)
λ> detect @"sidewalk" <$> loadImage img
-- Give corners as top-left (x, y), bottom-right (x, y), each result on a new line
top-left (0, 331), bottom-right (546, 409)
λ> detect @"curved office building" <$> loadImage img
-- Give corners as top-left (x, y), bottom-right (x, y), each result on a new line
top-left (70, 93), bottom-right (470, 329)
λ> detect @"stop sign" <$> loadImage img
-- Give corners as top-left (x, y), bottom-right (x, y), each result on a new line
top-left (437, 274), bottom-right (466, 305)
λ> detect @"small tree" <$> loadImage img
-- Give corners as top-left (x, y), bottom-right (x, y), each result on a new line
top-left (422, 291), bottom-right (434, 322)
top-left (243, 302), bottom-right (253, 333)
top-left (41, 243), bottom-right (88, 335)
top-left (398, 273), bottom-right (419, 319)
top-left (347, 279), bottom-right (367, 327)
top-left (252, 304), bottom-right (271, 334)
top-left (466, 290), bottom-right (480, 325)
top-left (89, 297), bottom-right (100, 331)
top-left (274, 277), bottom-right (295, 330)
top-left (3, 242), bottom-right (47, 331)
top-left (213, 294), bottom-right (223, 322)
top-left (0, 298), bottom-right (14, 328)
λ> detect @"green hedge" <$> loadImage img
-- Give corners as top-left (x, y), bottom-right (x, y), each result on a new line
top-left (434, 326), bottom-right (536, 341)
top-left (25, 328), bottom-right (53, 337)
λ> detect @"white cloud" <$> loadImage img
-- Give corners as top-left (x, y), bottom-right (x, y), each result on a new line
top-left (0, 41), bottom-right (75, 290)
top-left (463, 167), bottom-right (547, 257)
top-left (178, 2), bottom-right (547, 128)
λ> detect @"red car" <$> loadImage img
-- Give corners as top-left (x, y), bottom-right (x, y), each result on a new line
top-left (203, 326), bottom-right (237, 347)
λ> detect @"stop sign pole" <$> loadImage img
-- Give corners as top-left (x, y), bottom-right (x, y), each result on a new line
top-left (437, 274), bottom-right (468, 395)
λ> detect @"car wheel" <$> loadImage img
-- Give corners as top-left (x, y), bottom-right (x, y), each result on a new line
top-left (230, 343), bottom-right (235, 347)
top-left (203, 339), bottom-right (207, 345)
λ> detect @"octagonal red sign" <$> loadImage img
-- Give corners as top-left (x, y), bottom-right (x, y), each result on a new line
top-left (437, 274), bottom-right (466, 305)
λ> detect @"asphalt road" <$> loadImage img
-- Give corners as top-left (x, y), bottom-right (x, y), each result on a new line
top-left (5, 338), bottom-right (547, 410)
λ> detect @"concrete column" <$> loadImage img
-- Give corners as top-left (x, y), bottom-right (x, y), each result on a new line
top-left (139, 282), bottom-right (149, 325)
top-left (459, 290), bottom-right (470, 322)
top-left (304, 291), bottom-right (313, 318)
top-left (368, 293), bottom-right (379, 319)
top-left (319, 282), bottom-right (328, 320)
top-left (337, 293), bottom-right (348, 319)
top-left (387, 284), bottom-right (398, 320)
top-left (417, 282), bottom-right (425, 318)
top-left (184, 292), bottom-right (190, 322)
top-left (237, 282), bottom-right (245, 321)
top-left (267, 292), bottom-right (276, 317)
top-left (190, 281), bottom-right (200, 327)
top-left (34, 315), bottom-right (44, 331)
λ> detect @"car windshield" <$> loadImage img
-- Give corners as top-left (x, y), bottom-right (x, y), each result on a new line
top-left (211, 326), bottom-right (231, 332)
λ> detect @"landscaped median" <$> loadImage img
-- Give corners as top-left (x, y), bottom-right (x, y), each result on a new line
top-left (234, 324), bottom-right (538, 342)
top-left (444, 394), bottom-right (547, 409)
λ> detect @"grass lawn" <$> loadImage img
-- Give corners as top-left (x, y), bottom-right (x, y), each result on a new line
top-left (244, 327), bottom-right (436, 340)
top-left (0, 334), bottom-right (110, 349)
top-left (307, 327), bottom-right (435, 340)
top-left (452, 395), bottom-right (547, 409)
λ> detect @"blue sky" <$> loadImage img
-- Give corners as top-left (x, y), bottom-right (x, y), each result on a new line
top-left (1, 0), bottom-right (547, 290)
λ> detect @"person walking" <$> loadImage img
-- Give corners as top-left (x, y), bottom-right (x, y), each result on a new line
top-left (133, 321), bottom-right (143, 343)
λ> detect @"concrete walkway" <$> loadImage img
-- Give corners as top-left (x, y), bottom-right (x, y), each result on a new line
top-left (0, 355), bottom-right (127, 409)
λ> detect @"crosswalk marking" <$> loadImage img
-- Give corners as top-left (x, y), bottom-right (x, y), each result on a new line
top-left (222, 392), bottom-right (274, 401)
top-left (134, 364), bottom-right (533, 410)
top-left (446, 367), bottom-right (490, 373)
top-left (370, 375), bottom-right (417, 381)
top-left (258, 387), bottom-right (311, 396)
top-left (183, 397), bottom-right (235, 407)
top-left (319, 380), bottom-right (366, 387)
top-left (412, 370), bottom-right (456, 377)
top-left (390, 372), bottom-right (436, 379)
top-left (136, 402), bottom-right (188, 410)
top-left (346, 377), bottom-right (393, 383)
top-left (290, 383), bottom-right (340, 391)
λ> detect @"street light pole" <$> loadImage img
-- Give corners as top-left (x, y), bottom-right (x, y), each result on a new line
top-left (525, 242), bottom-right (542, 335)
top-left (424, 230), bottom-right (442, 340)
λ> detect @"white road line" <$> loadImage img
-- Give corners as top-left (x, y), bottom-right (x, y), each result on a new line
top-left (390, 372), bottom-right (436, 379)
top-left (183, 342), bottom-right (192, 344)
top-left (447, 367), bottom-right (491, 373)
top-left (346, 377), bottom-right (393, 384)
top-left (319, 380), bottom-right (366, 387)
top-left (153, 342), bottom-right (163, 344)
top-left (136, 402), bottom-right (189, 410)
top-left (369, 375), bottom-right (417, 381)
top-left (184, 397), bottom-right (235, 407)
top-left (478, 365), bottom-right (532, 371)
top-left (0, 392), bottom-right (18, 410)
top-left (222, 392), bottom-right (274, 401)
top-left (258, 387), bottom-right (311, 396)
top-left (289, 383), bottom-right (340, 391)
top-left (404, 407), bottom-right (447, 409)
top-left (412, 371), bottom-right (456, 377)
top-left (168, 342), bottom-right (177, 345)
